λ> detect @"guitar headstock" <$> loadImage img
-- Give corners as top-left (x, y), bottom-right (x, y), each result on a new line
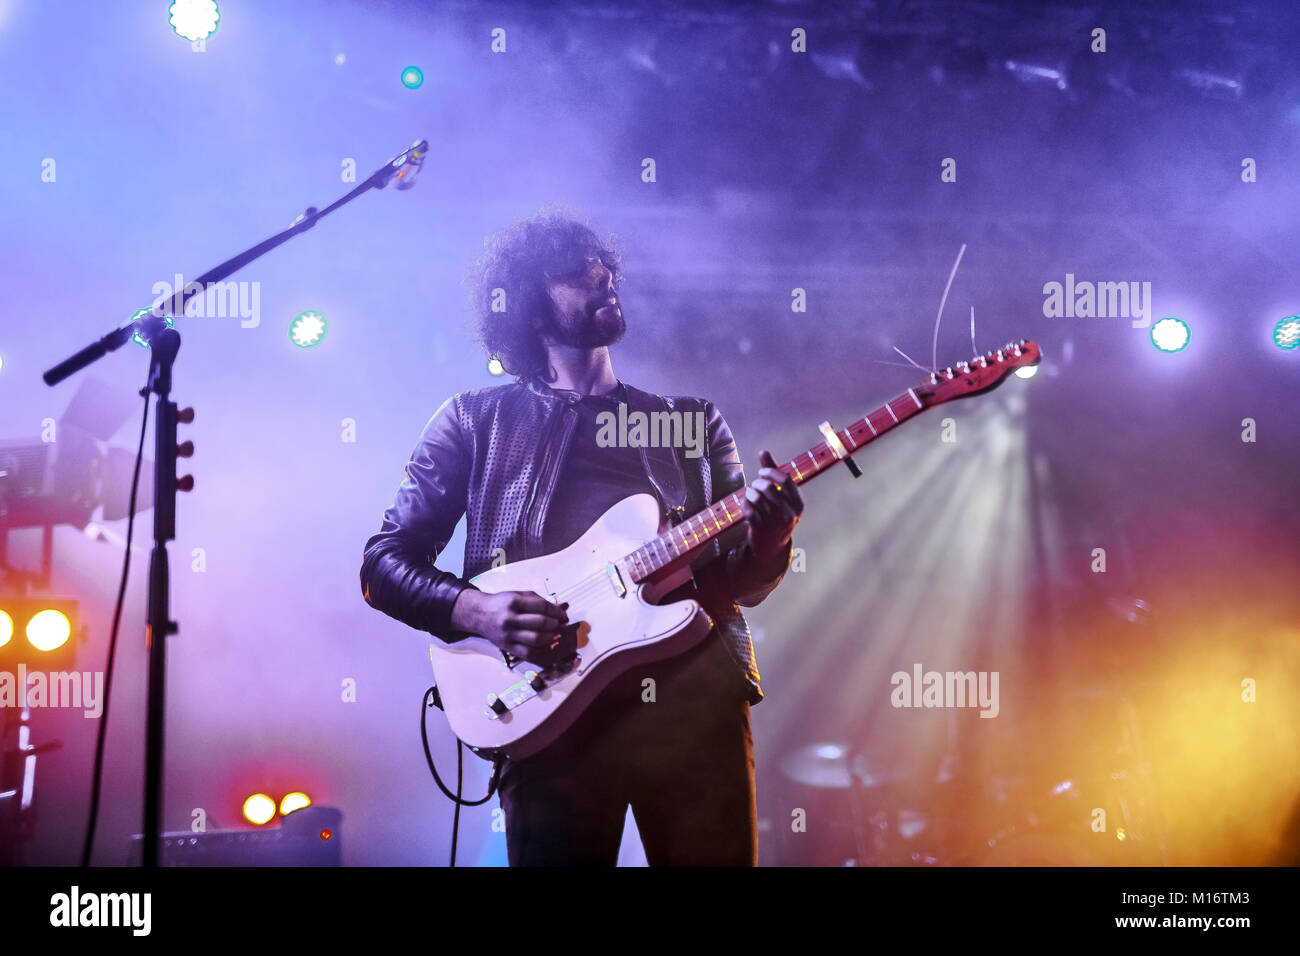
top-left (915, 340), bottom-right (1041, 407)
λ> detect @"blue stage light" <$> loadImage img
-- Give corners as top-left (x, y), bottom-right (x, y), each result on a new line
top-left (169, 0), bottom-right (220, 42)
top-left (131, 310), bottom-right (174, 349)
top-left (1150, 317), bottom-right (1190, 353)
top-left (401, 66), bottom-right (424, 89)
top-left (289, 310), bottom-right (328, 348)
top-left (1273, 315), bottom-right (1300, 351)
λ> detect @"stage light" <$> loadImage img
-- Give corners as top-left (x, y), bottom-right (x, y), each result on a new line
top-left (280, 791), bottom-right (312, 815)
top-left (0, 599), bottom-right (79, 666)
top-left (242, 793), bottom-right (276, 826)
top-left (1014, 364), bottom-right (1038, 379)
top-left (487, 356), bottom-right (505, 376)
top-left (131, 310), bottom-right (174, 349)
top-left (1151, 317), bottom-right (1190, 353)
top-left (1004, 59), bottom-right (1067, 91)
top-left (289, 310), bottom-right (327, 348)
top-left (401, 66), bottom-right (424, 89)
top-left (25, 609), bottom-right (70, 652)
top-left (1273, 315), bottom-right (1300, 351)
top-left (0, 354), bottom-right (5, 372)
top-left (169, 0), bottom-right (219, 42)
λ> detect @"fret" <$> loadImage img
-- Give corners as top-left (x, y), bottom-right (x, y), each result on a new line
top-left (617, 365), bottom-right (978, 583)
top-left (628, 393), bottom-right (913, 584)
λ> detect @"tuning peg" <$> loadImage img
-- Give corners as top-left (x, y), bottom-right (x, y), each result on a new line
top-left (177, 407), bottom-right (195, 424)
top-left (177, 475), bottom-right (194, 492)
top-left (177, 440), bottom-right (194, 458)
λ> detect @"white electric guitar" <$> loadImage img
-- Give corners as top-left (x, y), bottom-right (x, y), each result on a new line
top-left (429, 341), bottom-right (1041, 759)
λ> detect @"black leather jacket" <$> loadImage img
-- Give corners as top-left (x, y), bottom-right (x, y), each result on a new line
top-left (360, 377), bottom-right (791, 704)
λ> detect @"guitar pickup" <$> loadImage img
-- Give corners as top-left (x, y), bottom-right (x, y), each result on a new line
top-left (605, 561), bottom-right (627, 597)
top-left (485, 677), bottom-right (535, 719)
top-left (484, 660), bottom-right (579, 719)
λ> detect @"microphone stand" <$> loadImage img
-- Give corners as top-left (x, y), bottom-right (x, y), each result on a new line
top-left (43, 139), bottom-right (427, 867)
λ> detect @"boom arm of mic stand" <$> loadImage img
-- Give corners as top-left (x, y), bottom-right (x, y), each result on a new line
top-left (42, 138), bottom-right (429, 387)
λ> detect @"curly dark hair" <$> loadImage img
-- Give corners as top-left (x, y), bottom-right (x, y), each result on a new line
top-left (466, 207), bottom-right (624, 382)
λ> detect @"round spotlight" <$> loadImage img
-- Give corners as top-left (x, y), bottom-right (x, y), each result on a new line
top-left (1150, 317), bottom-right (1190, 353)
top-left (26, 610), bottom-right (71, 652)
top-left (1013, 364), bottom-right (1038, 379)
top-left (1273, 315), bottom-right (1300, 351)
top-left (280, 791), bottom-right (312, 815)
top-left (169, 0), bottom-right (220, 42)
top-left (401, 66), bottom-right (424, 89)
top-left (486, 356), bottom-right (505, 376)
top-left (289, 310), bottom-right (328, 348)
top-left (131, 310), bottom-right (174, 350)
top-left (242, 793), bottom-right (277, 826)
top-left (0, 611), bottom-right (12, 648)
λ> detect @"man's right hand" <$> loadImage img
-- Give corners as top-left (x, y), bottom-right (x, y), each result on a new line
top-left (450, 588), bottom-right (570, 664)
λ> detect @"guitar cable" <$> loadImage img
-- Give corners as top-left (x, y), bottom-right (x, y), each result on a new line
top-left (421, 686), bottom-right (503, 867)
top-left (81, 359), bottom-right (153, 866)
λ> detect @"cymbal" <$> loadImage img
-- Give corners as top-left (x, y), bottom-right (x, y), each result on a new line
top-left (778, 742), bottom-right (911, 789)
top-left (780, 742), bottom-right (965, 790)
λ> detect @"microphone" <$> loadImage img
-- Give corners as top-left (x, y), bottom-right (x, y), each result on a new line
top-left (383, 138), bottom-right (427, 191)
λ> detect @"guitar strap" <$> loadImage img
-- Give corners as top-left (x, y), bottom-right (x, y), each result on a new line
top-left (622, 383), bottom-right (689, 525)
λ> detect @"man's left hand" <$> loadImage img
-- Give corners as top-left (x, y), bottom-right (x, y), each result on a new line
top-left (742, 449), bottom-right (804, 570)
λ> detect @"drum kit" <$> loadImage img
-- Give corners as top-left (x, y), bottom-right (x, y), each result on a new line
top-left (776, 689), bottom-right (1167, 866)
top-left (774, 594), bottom-right (1172, 865)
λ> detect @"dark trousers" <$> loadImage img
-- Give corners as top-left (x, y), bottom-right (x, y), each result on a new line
top-left (496, 632), bottom-right (757, 866)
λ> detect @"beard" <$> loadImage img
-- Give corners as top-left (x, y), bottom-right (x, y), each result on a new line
top-left (542, 298), bottom-right (626, 349)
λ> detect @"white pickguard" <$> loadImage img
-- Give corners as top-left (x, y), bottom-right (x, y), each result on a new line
top-left (427, 493), bottom-right (714, 760)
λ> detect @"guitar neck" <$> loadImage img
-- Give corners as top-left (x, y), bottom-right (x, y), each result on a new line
top-left (623, 386), bottom-right (929, 583)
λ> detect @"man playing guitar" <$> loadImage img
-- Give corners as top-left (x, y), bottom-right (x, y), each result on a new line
top-left (360, 210), bottom-right (802, 866)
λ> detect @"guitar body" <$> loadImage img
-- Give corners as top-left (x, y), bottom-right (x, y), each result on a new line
top-left (428, 493), bottom-right (714, 760)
